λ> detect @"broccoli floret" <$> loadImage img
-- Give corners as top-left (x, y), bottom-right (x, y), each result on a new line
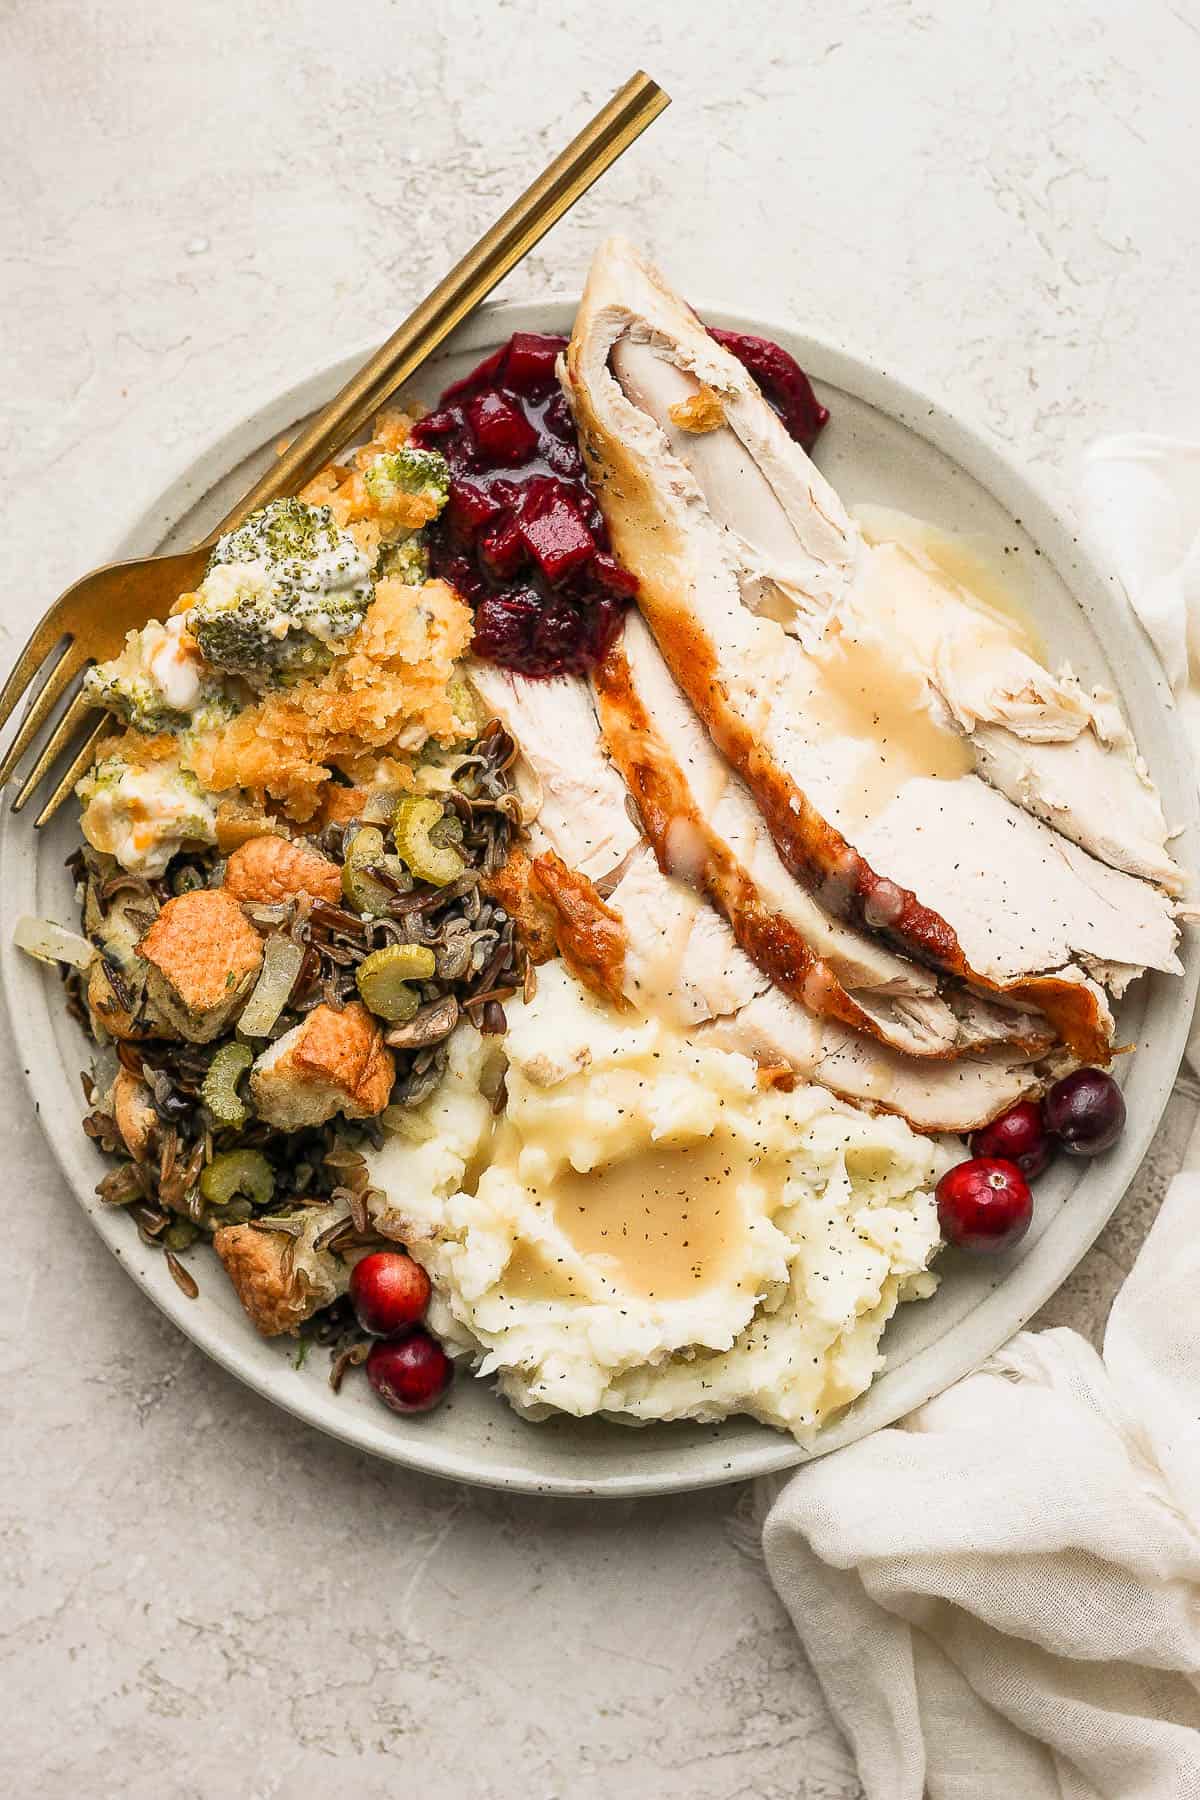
top-left (364, 447), bottom-right (451, 513)
top-left (363, 449), bottom-right (449, 587)
top-left (84, 618), bottom-right (208, 733)
top-left (77, 751), bottom-right (218, 877)
top-left (190, 499), bottom-right (373, 687)
top-left (85, 667), bottom-right (180, 733)
top-left (377, 535), bottom-right (430, 585)
top-left (210, 496), bottom-right (344, 567)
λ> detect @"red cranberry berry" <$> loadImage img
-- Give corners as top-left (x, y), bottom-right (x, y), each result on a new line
top-left (936, 1157), bottom-right (1033, 1254)
top-left (349, 1252), bottom-right (431, 1338)
top-left (970, 1100), bottom-right (1051, 1179)
top-left (1043, 1068), bottom-right (1126, 1157)
top-left (367, 1331), bottom-right (453, 1415)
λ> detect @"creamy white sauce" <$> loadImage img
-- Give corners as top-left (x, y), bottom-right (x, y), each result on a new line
top-left (78, 755), bottom-right (219, 876)
top-left (144, 616), bottom-right (204, 713)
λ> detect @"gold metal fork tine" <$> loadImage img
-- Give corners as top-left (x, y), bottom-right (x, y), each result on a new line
top-left (0, 622), bottom-right (70, 739)
top-left (4, 75), bottom-right (670, 826)
top-left (0, 642), bottom-right (90, 788)
top-left (12, 688), bottom-right (97, 814)
top-left (35, 717), bottom-right (114, 828)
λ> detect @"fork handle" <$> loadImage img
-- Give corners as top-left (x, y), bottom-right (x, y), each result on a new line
top-left (206, 70), bottom-right (668, 541)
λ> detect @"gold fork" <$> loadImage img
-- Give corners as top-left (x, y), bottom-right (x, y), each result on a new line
top-left (1, 70), bottom-right (669, 827)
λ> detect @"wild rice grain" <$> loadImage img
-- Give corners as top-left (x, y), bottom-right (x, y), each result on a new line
top-left (165, 1251), bottom-right (199, 1299)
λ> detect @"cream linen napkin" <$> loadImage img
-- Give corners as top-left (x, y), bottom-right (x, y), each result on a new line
top-left (1081, 436), bottom-right (1200, 770)
top-left (760, 437), bottom-right (1200, 1799)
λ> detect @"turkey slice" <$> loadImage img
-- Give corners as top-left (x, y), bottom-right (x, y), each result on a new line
top-left (563, 236), bottom-right (1182, 1060)
top-left (467, 658), bottom-right (766, 1025)
top-left (469, 660), bottom-right (1060, 1132)
top-left (593, 611), bottom-right (1055, 1061)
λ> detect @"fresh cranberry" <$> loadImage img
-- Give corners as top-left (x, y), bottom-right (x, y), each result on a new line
top-left (349, 1252), bottom-right (431, 1338)
top-left (707, 327), bottom-right (829, 451)
top-left (1043, 1069), bottom-right (1126, 1156)
top-left (970, 1100), bottom-right (1051, 1179)
top-left (936, 1157), bottom-right (1033, 1253)
top-left (367, 1331), bottom-right (453, 1415)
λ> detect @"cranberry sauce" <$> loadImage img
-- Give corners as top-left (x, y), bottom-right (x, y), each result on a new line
top-left (412, 327), bottom-right (830, 678)
top-left (410, 333), bottom-right (634, 678)
top-left (707, 329), bottom-right (829, 452)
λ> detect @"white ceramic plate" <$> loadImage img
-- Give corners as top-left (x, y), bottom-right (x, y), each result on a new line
top-left (4, 299), bottom-right (1196, 1498)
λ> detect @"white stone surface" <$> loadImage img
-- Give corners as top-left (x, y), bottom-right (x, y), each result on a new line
top-left (2, 2), bottom-right (1199, 1794)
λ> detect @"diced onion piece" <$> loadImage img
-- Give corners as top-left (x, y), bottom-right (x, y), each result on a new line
top-left (237, 935), bottom-right (304, 1038)
top-left (14, 915), bottom-right (96, 971)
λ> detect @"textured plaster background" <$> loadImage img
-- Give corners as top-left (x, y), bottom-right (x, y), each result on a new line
top-left (2, 2), bottom-right (1199, 1795)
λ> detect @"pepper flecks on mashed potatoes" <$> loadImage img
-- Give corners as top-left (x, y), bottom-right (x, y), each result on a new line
top-left (368, 963), bottom-right (950, 1442)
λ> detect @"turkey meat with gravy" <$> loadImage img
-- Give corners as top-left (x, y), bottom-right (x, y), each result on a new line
top-left (468, 660), bottom-right (1065, 1133)
top-left (562, 237), bottom-right (1183, 1062)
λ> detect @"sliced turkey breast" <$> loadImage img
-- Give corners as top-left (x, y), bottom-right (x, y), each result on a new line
top-left (593, 611), bottom-right (1055, 1061)
top-left (466, 661), bottom-right (640, 884)
top-left (604, 842), bottom-right (769, 1025)
top-left (468, 659), bottom-right (767, 1026)
top-left (587, 241), bottom-right (1181, 898)
top-left (563, 236), bottom-right (1182, 1060)
top-left (468, 660), bottom-right (1059, 1131)
top-left (848, 521), bottom-right (1181, 894)
top-left (701, 987), bottom-right (1060, 1134)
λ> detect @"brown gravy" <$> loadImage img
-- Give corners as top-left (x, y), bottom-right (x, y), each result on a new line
top-left (508, 1137), bottom-right (765, 1303)
top-left (811, 627), bottom-right (974, 819)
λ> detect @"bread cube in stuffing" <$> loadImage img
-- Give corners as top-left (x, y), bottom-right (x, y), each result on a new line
top-left (111, 1068), bottom-right (158, 1162)
top-left (213, 1210), bottom-right (351, 1337)
top-left (223, 835), bottom-right (342, 906)
top-left (250, 1000), bottom-right (394, 1129)
top-left (138, 887), bottom-right (264, 1042)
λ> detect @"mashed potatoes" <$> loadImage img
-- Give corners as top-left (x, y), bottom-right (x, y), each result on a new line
top-left (368, 964), bottom-right (950, 1441)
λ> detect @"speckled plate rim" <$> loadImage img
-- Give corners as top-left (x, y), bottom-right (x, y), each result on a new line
top-left (2, 296), bottom-right (1195, 1498)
